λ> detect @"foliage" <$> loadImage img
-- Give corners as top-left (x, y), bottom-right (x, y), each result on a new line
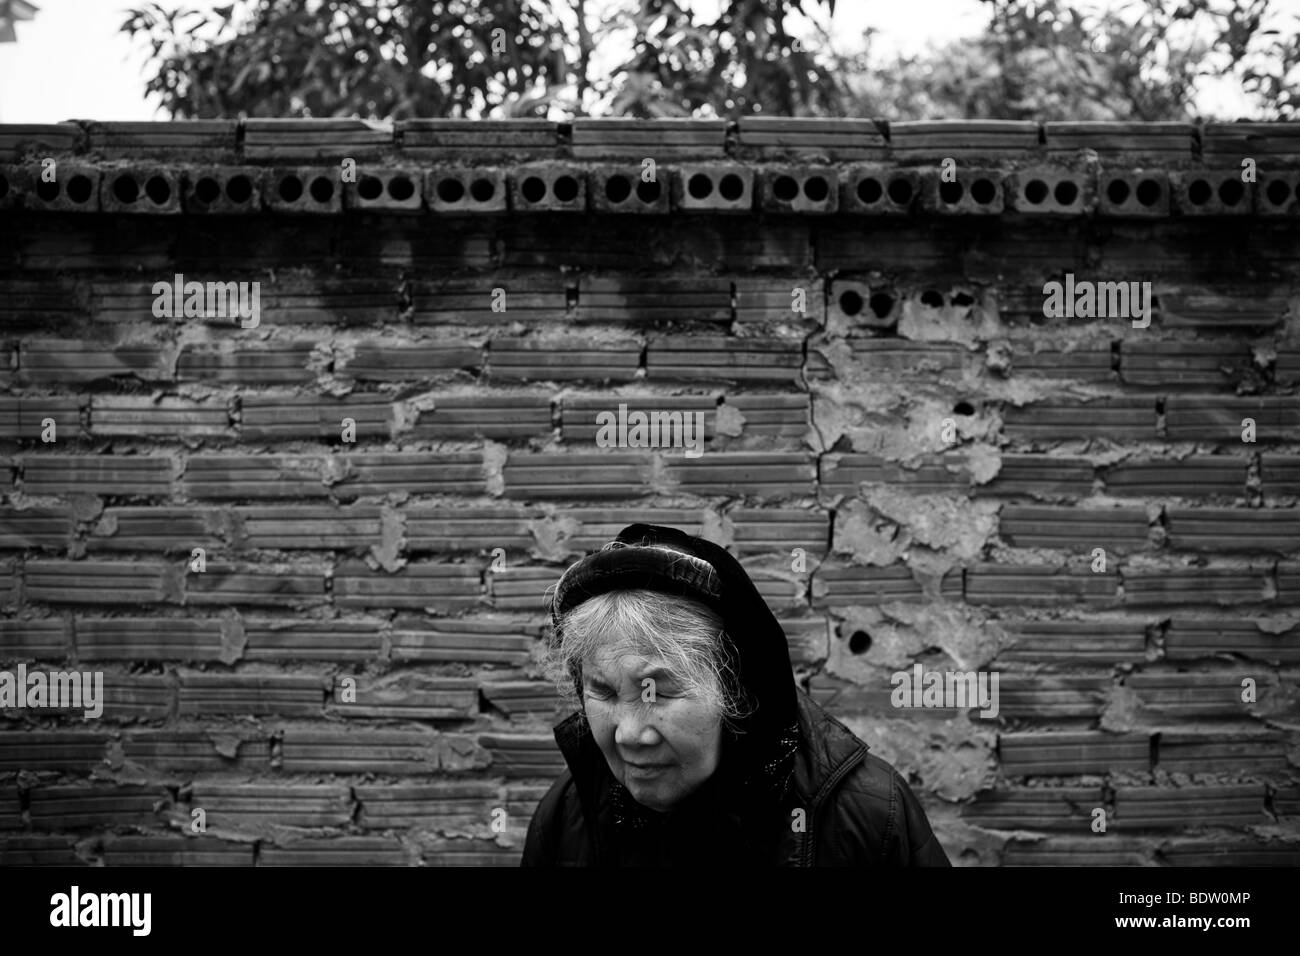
top-left (121, 0), bottom-right (571, 118)
top-left (839, 0), bottom-right (1300, 121)
top-left (123, 0), bottom-right (1300, 120)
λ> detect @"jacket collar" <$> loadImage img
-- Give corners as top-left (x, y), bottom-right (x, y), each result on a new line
top-left (787, 692), bottom-right (869, 807)
top-left (553, 709), bottom-right (613, 861)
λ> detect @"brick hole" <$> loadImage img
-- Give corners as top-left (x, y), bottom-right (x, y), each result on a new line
top-left (1218, 179), bottom-right (1244, 206)
top-left (636, 179), bottom-right (661, 203)
top-left (868, 292), bottom-right (894, 318)
top-left (848, 630), bottom-right (871, 654)
top-left (552, 175), bottom-right (579, 202)
top-left (719, 173), bottom-right (744, 201)
top-left (36, 178), bottom-right (60, 201)
top-left (1024, 179), bottom-right (1049, 204)
top-left (358, 175), bottom-right (383, 200)
top-left (145, 175), bottom-right (171, 205)
top-left (1107, 179), bottom-right (1130, 204)
top-left (0, 173), bottom-right (8, 199)
top-left (857, 177), bottom-right (882, 203)
top-left (112, 174), bottom-right (138, 203)
top-left (887, 177), bottom-right (913, 204)
top-left (1053, 180), bottom-right (1078, 205)
top-left (1187, 178), bottom-right (1212, 205)
top-left (1135, 179), bottom-right (1161, 206)
top-left (687, 173), bottom-right (713, 199)
top-left (521, 176), bottom-right (547, 203)
top-left (920, 289), bottom-right (945, 308)
top-left (470, 177), bottom-right (495, 202)
top-left (804, 175), bottom-right (829, 202)
top-left (194, 177), bottom-right (221, 204)
top-left (1265, 179), bottom-right (1290, 206)
top-left (437, 178), bottom-right (465, 202)
top-left (953, 400), bottom-right (975, 415)
top-left (971, 178), bottom-right (996, 204)
top-left (67, 174), bottom-right (92, 203)
top-left (951, 291), bottom-right (975, 307)
top-left (939, 180), bottom-right (963, 203)
top-left (310, 176), bottom-right (334, 203)
top-left (773, 175), bottom-right (799, 201)
top-left (838, 289), bottom-right (864, 316)
top-left (278, 174), bottom-right (304, 202)
top-left (604, 174), bottom-right (631, 203)
top-left (226, 175), bottom-right (253, 204)
top-left (387, 175), bottom-right (415, 201)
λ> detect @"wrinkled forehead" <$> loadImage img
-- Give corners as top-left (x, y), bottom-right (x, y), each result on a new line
top-left (583, 639), bottom-right (671, 681)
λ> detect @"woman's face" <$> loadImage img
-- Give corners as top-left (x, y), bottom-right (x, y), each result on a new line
top-left (581, 639), bottom-right (723, 812)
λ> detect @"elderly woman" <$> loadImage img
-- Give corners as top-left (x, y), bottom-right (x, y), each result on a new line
top-left (522, 523), bottom-right (950, 867)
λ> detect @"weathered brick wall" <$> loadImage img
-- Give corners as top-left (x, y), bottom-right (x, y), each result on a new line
top-left (1, 117), bottom-right (1298, 866)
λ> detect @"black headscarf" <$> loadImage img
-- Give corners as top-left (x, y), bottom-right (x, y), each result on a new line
top-left (550, 523), bottom-right (802, 863)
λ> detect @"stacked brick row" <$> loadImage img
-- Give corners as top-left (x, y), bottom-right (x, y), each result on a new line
top-left (1, 118), bottom-right (1298, 866)
top-left (2, 118), bottom-right (1298, 216)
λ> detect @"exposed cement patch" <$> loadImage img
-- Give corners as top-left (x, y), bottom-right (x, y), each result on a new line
top-left (1099, 682), bottom-right (1145, 733)
top-left (91, 511), bottom-right (119, 538)
top-left (218, 610), bottom-right (246, 665)
top-left (320, 453), bottom-right (350, 489)
top-left (701, 508), bottom-right (733, 549)
top-left (985, 339), bottom-right (1013, 376)
top-left (906, 548), bottom-right (962, 598)
top-left (370, 505), bottom-right (406, 572)
top-left (436, 733), bottom-right (492, 771)
top-left (963, 444), bottom-right (1002, 484)
top-left (529, 513), bottom-right (582, 562)
top-left (819, 391), bottom-right (999, 460)
top-left (316, 340), bottom-right (346, 377)
top-left (1256, 613), bottom-right (1300, 635)
top-left (1256, 672), bottom-right (1299, 721)
top-left (930, 815), bottom-right (1011, 866)
top-left (842, 714), bottom-right (996, 802)
top-left (103, 743), bottom-right (124, 773)
top-left (896, 295), bottom-right (999, 346)
top-left (714, 402), bottom-right (746, 437)
top-left (883, 602), bottom-right (1005, 670)
top-left (393, 390), bottom-right (439, 434)
top-left (67, 493), bottom-right (106, 524)
top-left (482, 442), bottom-right (507, 497)
top-left (832, 500), bottom-right (906, 566)
top-left (862, 487), bottom-right (997, 562)
top-left (826, 615), bottom-right (927, 676)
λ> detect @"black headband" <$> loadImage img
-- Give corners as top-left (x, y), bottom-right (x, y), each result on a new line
top-left (550, 542), bottom-right (724, 634)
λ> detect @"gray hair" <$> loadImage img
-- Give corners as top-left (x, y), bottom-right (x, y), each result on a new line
top-left (544, 586), bottom-right (752, 733)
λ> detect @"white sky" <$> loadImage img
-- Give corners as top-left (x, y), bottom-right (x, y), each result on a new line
top-left (0, 0), bottom-right (1279, 122)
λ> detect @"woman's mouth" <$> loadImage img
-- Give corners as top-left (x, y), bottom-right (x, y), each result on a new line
top-left (625, 762), bottom-right (669, 777)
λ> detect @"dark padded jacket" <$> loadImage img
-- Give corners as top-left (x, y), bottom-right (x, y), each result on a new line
top-left (521, 521), bottom-right (951, 868)
top-left (522, 689), bottom-right (950, 866)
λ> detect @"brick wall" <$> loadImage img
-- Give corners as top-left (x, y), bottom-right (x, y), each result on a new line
top-left (1, 117), bottom-right (1298, 866)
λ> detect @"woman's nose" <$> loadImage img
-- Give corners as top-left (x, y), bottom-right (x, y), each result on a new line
top-left (613, 703), bottom-right (661, 748)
